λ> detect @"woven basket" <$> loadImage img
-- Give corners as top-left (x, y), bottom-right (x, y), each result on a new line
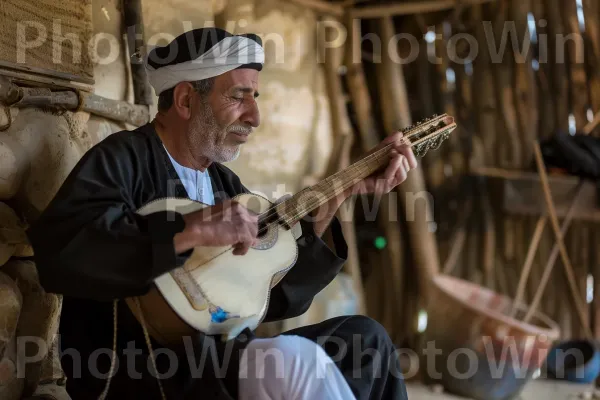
top-left (0, 0), bottom-right (94, 84)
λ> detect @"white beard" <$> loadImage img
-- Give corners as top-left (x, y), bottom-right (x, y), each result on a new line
top-left (189, 100), bottom-right (244, 163)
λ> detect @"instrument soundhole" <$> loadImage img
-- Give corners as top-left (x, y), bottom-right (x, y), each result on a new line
top-left (253, 220), bottom-right (278, 250)
top-left (257, 221), bottom-right (268, 239)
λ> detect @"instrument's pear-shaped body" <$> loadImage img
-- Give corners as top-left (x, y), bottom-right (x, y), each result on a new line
top-left (126, 193), bottom-right (298, 345)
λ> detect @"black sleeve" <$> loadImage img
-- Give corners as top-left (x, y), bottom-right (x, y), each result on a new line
top-left (263, 215), bottom-right (348, 321)
top-left (26, 141), bottom-right (185, 302)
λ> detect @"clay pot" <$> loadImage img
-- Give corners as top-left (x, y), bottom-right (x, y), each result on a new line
top-left (424, 275), bottom-right (560, 400)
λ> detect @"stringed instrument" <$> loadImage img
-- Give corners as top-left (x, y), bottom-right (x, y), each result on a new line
top-left (125, 114), bottom-right (457, 345)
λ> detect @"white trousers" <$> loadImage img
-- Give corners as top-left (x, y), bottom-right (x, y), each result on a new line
top-left (238, 335), bottom-right (357, 400)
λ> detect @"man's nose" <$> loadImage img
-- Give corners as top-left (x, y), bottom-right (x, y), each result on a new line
top-left (242, 100), bottom-right (260, 128)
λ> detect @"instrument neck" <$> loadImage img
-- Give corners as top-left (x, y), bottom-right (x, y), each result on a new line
top-left (273, 144), bottom-right (395, 227)
top-left (257, 113), bottom-right (456, 231)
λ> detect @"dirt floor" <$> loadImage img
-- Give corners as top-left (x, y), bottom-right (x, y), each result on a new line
top-left (406, 379), bottom-right (597, 399)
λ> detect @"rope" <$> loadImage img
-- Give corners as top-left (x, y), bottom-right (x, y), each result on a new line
top-left (135, 297), bottom-right (167, 400)
top-left (98, 299), bottom-right (119, 400)
top-left (97, 298), bottom-right (167, 400)
top-left (74, 89), bottom-right (86, 112)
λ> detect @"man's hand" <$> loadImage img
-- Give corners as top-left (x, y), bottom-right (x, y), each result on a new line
top-left (311, 130), bottom-right (418, 237)
top-left (174, 200), bottom-right (259, 256)
top-left (350, 130), bottom-right (418, 197)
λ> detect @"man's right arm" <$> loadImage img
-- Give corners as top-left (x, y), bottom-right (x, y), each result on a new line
top-left (27, 142), bottom-right (186, 301)
top-left (27, 142), bottom-right (259, 302)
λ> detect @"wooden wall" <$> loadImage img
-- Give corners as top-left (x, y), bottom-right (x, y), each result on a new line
top-left (332, 0), bottom-right (600, 348)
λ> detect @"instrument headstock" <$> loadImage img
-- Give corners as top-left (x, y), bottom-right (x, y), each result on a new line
top-left (401, 114), bottom-right (457, 158)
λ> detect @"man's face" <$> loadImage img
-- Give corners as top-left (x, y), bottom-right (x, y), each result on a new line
top-left (188, 69), bottom-right (260, 163)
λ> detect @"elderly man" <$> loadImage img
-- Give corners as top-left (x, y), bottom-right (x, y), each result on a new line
top-left (27, 28), bottom-right (415, 399)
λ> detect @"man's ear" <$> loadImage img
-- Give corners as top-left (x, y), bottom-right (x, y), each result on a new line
top-left (172, 82), bottom-right (194, 120)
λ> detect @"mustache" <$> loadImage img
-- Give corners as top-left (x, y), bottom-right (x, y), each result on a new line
top-left (228, 125), bottom-right (253, 134)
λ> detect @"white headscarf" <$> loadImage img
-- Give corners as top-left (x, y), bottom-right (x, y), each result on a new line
top-left (143, 34), bottom-right (265, 95)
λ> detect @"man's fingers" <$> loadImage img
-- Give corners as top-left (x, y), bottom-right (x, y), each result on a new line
top-left (248, 221), bottom-right (258, 239)
top-left (394, 140), bottom-right (417, 169)
top-left (232, 243), bottom-right (250, 256)
top-left (394, 162), bottom-right (408, 185)
top-left (245, 212), bottom-right (259, 224)
top-left (373, 131), bottom-right (403, 154)
top-left (405, 147), bottom-right (418, 169)
top-left (402, 156), bottom-right (410, 172)
top-left (233, 230), bottom-right (254, 255)
top-left (385, 153), bottom-right (403, 181)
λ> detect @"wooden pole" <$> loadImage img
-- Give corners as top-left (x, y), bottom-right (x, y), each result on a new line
top-left (532, 0), bottom-right (554, 140)
top-left (593, 228), bottom-right (600, 338)
top-left (562, 0), bottom-right (589, 130)
top-left (471, 4), bottom-right (499, 167)
top-left (343, 14), bottom-right (407, 342)
top-left (490, 1), bottom-right (521, 168)
top-left (543, 0), bottom-right (570, 133)
top-left (374, 16), bottom-right (441, 303)
top-left (510, 0), bottom-right (538, 168)
top-left (510, 214), bottom-right (547, 317)
top-left (122, 0), bottom-right (153, 106)
top-left (320, 15), bottom-right (366, 316)
top-left (441, 198), bottom-right (472, 275)
top-left (522, 185), bottom-right (583, 323)
top-left (343, 17), bottom-right (379, 151)
top-left (532, 141), bottom-right (592, 339)
top-left (481, 181), bottom-right (497, 290)
top-left (435, 23), bottom-right (464, 179)
top-left (414, 17), bottom-right (444, 192)
top-left (583, 0), bottom-right (600, 120)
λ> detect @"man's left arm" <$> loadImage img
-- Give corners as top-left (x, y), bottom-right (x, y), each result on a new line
top-left (263, 130), bottom-right (417, 321)
top-left (311, 194), bottom-right (348, 238)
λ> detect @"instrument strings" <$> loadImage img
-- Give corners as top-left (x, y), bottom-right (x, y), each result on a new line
top-left (253, 123), bottom-right (441, 238)
top-left (275, 123), bottom-right (452, 230)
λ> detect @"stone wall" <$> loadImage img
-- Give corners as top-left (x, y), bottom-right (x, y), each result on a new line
top-left (0, 1), bottom-right (334, 398)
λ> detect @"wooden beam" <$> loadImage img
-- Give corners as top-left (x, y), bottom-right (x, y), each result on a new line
top-left (502, 176), bottom-right (600, 222)
top-left (289, 0), bottom-right (343, 16)
top-left (472, 166), bottom-right (581, 182)
top-left (471, 166), bottom-right (600, 222)
top-left (351, 0), bottom-right (496, 19)
top-left (0, 76), bottom-right (149, 126)
top-left (0, 61), bottom-right (94, 93)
